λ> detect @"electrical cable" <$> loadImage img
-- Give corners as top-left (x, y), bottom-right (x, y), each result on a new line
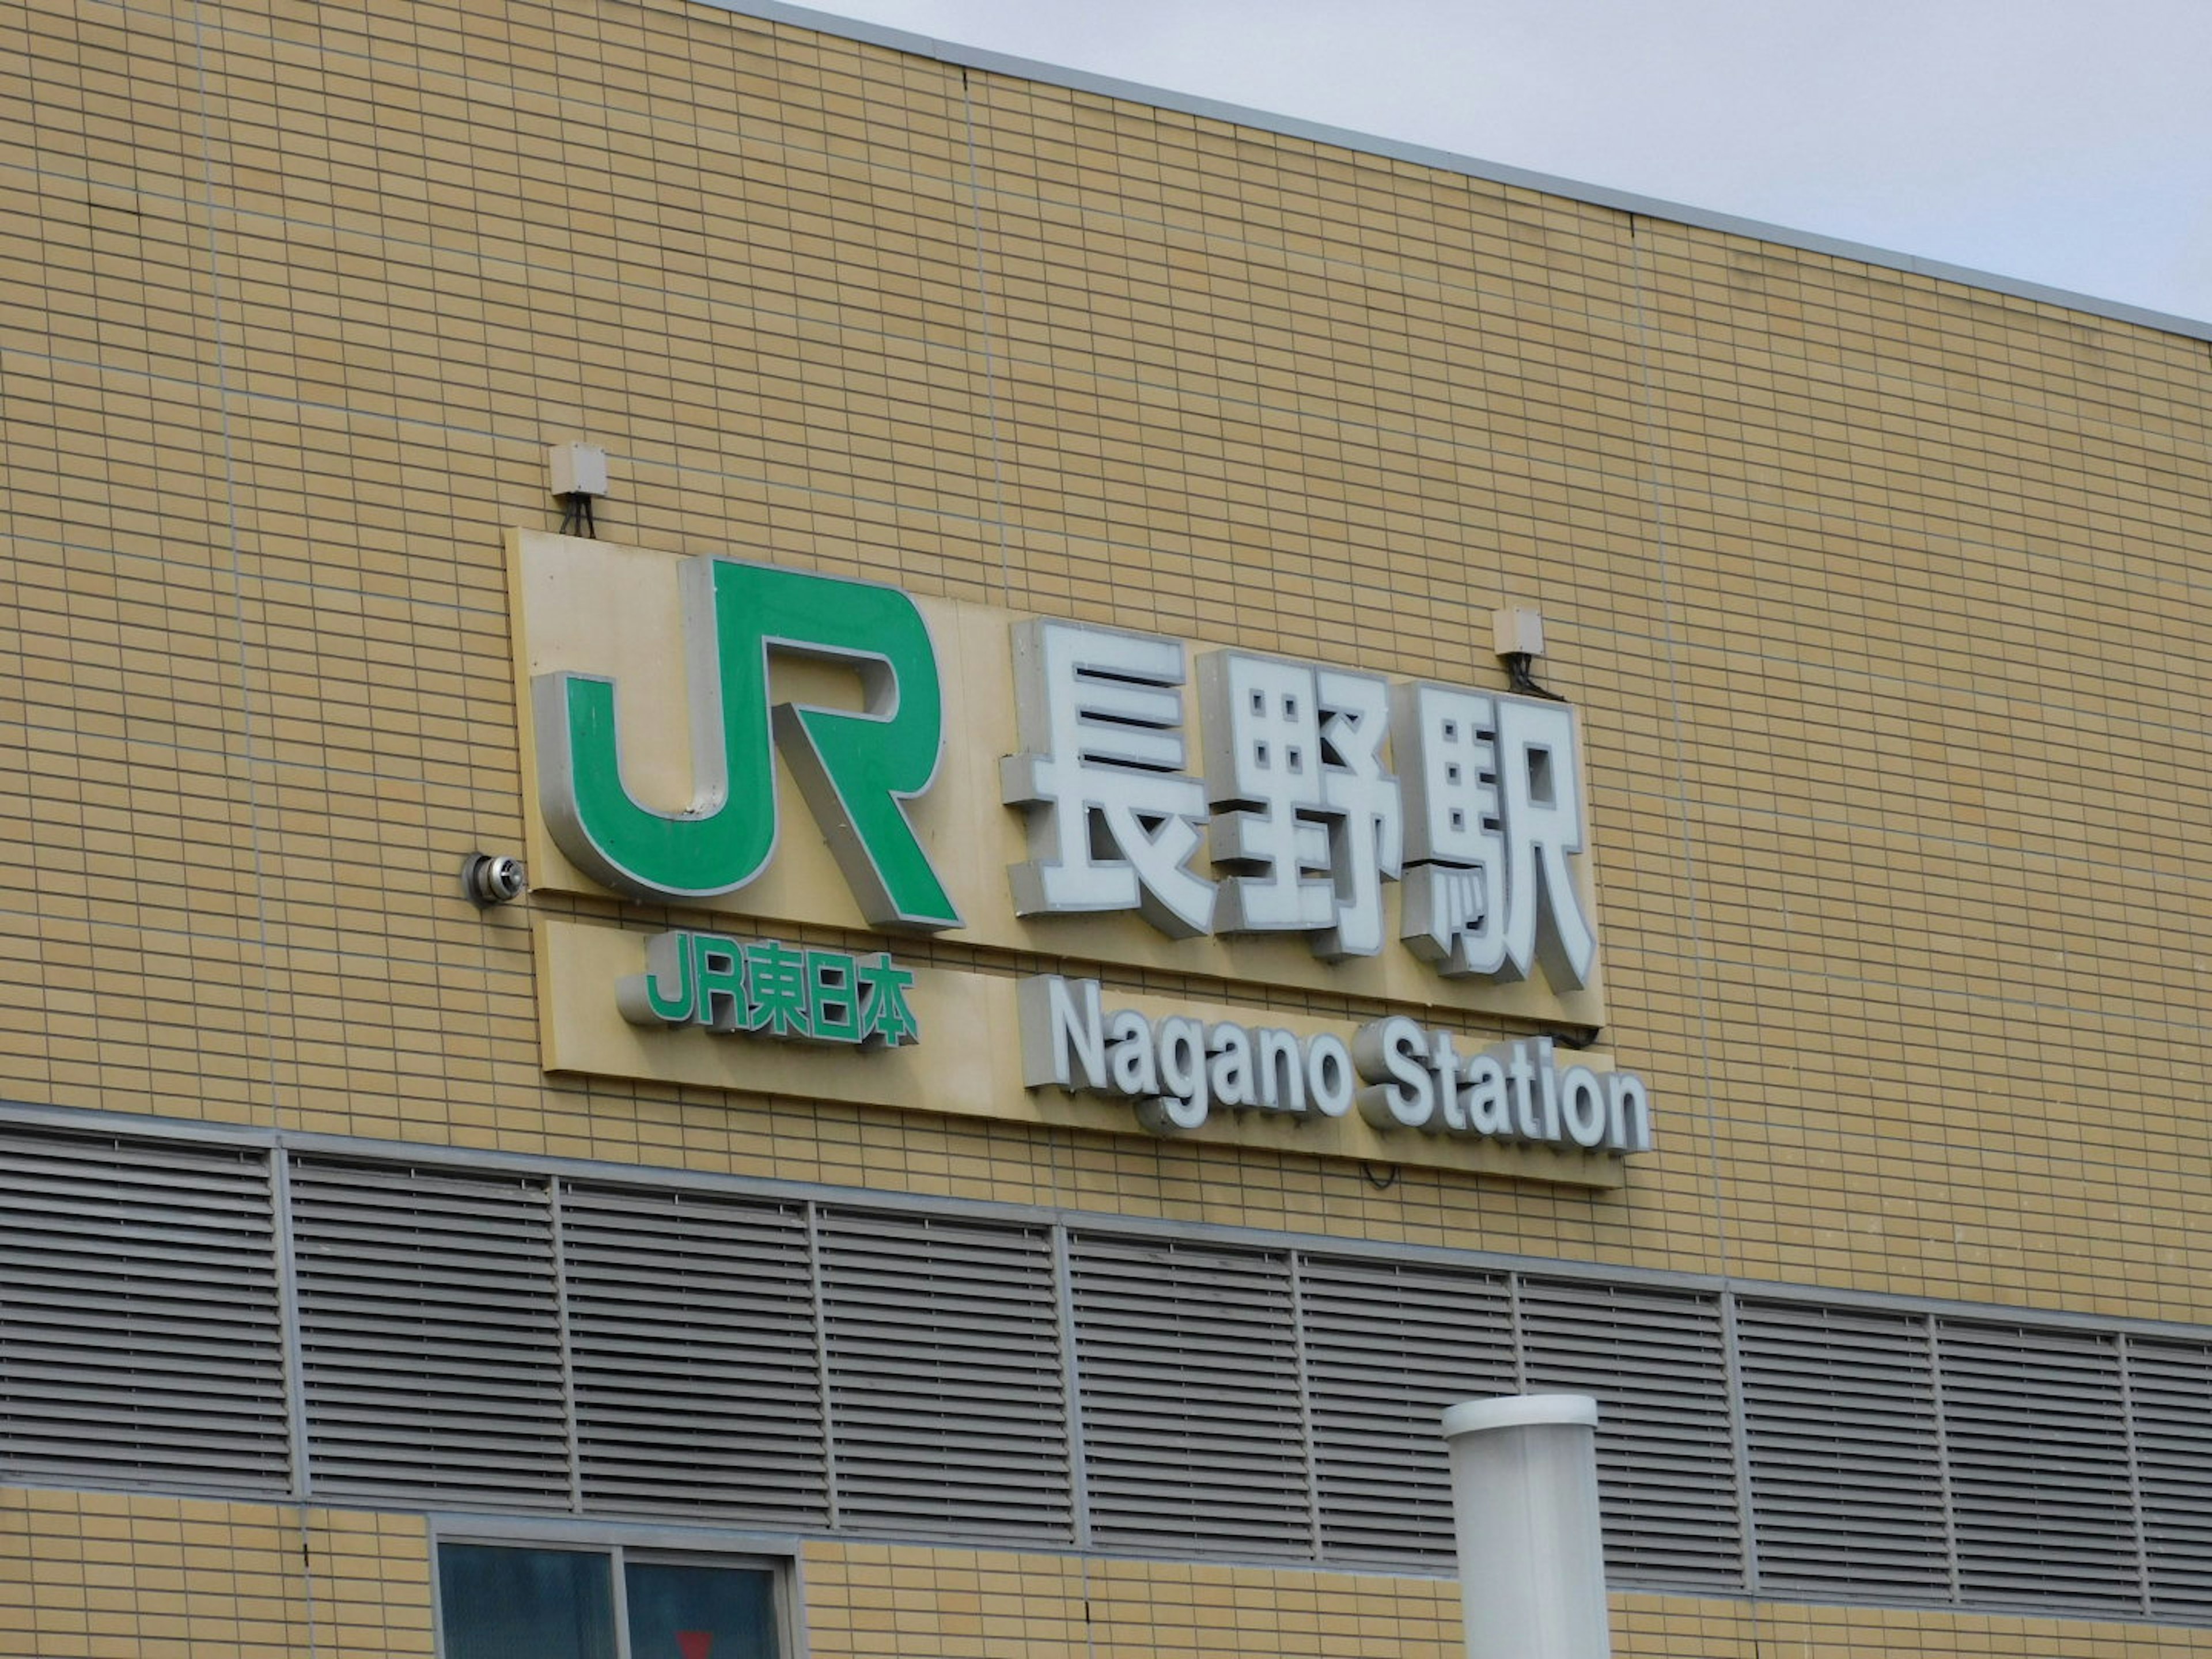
top-left (1500, 650), bottom-right (1567, 701)
top-left (556, 492), bottom-right (599, 538)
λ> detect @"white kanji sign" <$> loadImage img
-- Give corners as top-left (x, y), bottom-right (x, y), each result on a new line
top-left (1395, 683), bottom-right (1510, 976)
top-left (1196, 653), bottom-right (1403, 958)
top-left (1393, 685), bottom-right (1596, 988)
top-left (1002, 620), bottom-right (1215, 938)
top-left (1001, 621), bottom-right (1596, 987)
top-left (1312, 668), bottom-right (1402, 959)
top-left (1198, 652), bottom-right (1335, 933)
top-left (1494, 695), bottom-right (1597, 989)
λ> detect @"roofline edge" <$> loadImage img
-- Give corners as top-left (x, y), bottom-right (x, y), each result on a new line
top-left (675, 0), bottom-right (2212, 347)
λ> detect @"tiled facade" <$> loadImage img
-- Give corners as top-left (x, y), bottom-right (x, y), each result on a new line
top-left (1, 1490), bottom-right (436, 1657)
top-left (14, 1503), bottom-right (2212, 1658)
top-left (6, 0), bottom-right (2212, 1651)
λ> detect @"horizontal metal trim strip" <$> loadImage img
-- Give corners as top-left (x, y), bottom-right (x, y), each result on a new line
top-left (570, 1353), bottom-right (821, 1377)
top-left (580, 1444), bottom-right (828, 1468)
top-left (0, 1363), bottom-right (289, 1397)
top-left (569, 1325), bottom-right (819, 1350)
top-left (562, 1266), bottom-right (811, 1295)
top-left (0, 1418), bottom-right (290, 1449)
top-left (0, 1301), bottom-right (283, 1338)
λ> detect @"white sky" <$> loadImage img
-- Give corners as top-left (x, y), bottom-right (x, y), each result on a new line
top-left (799, 0), bottom-right (2212, 326)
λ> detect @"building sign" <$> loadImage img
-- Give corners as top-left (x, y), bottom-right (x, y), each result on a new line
top-left (507, 531), bottom-right (1651, 1180)
top-left (527, 550), bottom-right (1598, 990)
top-left (533, 920), bottom-right (1638, 1190)
top-left (1018, 976), bottom-right (1649, 1152)
top-left (618, 930), bottom-right (920, 1048)
top-left (1002, 622), bottom-right (1594, 988)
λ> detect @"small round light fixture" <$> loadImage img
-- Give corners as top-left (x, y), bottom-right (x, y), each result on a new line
top-left (463, 851), bottom-right (528, 907)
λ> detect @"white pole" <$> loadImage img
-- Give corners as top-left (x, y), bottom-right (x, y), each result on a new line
top-left (1441, 1394), bottom-right (1612, 1659)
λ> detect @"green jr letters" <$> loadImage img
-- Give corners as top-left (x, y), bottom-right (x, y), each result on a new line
top-left (535, 557), bottom-right (960, 930)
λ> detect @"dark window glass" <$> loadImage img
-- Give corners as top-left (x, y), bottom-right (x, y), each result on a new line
top-left (624, 1562), bottom-right (780, 1659)
top-left (438, 1544), bottom-right (618, 1659)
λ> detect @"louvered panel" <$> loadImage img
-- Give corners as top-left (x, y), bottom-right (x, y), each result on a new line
top-left (1518, 1276), bottom-right (1740, 1589)
top-left (561, 1182), bottom-right (826, 1527)
top-left (1071, 1233), bottom-right (1309, 1558)
top-left (0, 1128), bottom-right (289, 1494)
top-left (1937, 1319), bottom-right (2138, 1614)
top-left (41, 1110), bottom-right (2212, 1631)
top-left (2126, 1336), bottom-right (2212, 1622)
top-left (817, 1208), bottom-right (1069, 1541)
top-left (1736, 1299), bottom-right (1946, 1596)
top-left (290, 1158), bottom-right (568, 1507)
top-left (1300, 1255), bottom-right (1512, 1566)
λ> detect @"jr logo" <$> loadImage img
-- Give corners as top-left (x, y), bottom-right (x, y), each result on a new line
top-left (533, 557), bottom-right (961, 931)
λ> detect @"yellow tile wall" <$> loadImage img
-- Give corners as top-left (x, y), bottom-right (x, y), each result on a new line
top-left (12, 1494), bottom-right (2209, 1659)
top-left (7, 0), bottom-right (2212, 1647)
top-left (1611, 1593), bottom-right (2212, 1658)
top-left (0, 1487), bottom-right (435, 1657)
top-left (802, 1545), bottom-right (1461, 1658)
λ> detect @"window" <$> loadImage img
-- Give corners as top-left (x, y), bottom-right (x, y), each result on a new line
top-left (437, 1541), bottom-right (785, 1659)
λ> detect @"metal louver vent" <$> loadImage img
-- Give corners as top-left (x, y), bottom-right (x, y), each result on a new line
top-left (1071, 1233), bottom-right (1310, 1558)
top-left (289, 1157), bottom-right (568, 1508)
top-left (817, 1207), bottom-right (1070, 1542)
top-left (22, 1116), bottom-right (2212, 1630)
top-left (1938, 1318), bottom-right (2139, 1615)
top-left (562, 1182), bottom-right (825, 1528)
top-left (2128, 1335), bottom-right (2212, 1622)
top-left (1301, 1255), bottom-right (1512, 1565)
top-left (0, 1130), bottom-right (287, 1495)
top-left (1738, 1300), bottom-right (1946, 1596)
top-left (1518, 1275), bottom-right (1740, 1589)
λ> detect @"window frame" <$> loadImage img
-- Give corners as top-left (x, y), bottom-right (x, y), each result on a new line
top-left (427, 1515), bottom-right (808, 1659)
